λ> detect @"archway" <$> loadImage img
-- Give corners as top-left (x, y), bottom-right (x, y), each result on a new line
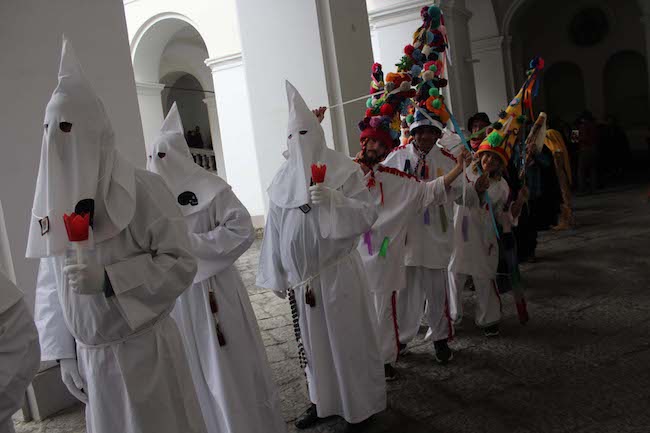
top-left (544, 62), bottom-right (586, 124)
top-left (161, 72), bottom-right (211, 148)
top-left (603, 51), bottom-right (649, 127)
top-left (131, 16), bottom-right (225, 176)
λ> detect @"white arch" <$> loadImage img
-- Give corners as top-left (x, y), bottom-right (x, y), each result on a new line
top-left (130, 11), bottom-right (205, 60)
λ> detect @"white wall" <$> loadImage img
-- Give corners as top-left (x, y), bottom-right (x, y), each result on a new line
top-left (467, 0), bottom-right (509, 120)
top-left (235, 0), bottom-right (336, 210)
top-left (0, 0), bottom-right (144, 308)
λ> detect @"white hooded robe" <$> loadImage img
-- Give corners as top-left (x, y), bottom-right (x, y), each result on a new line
top-left (256, 82), bottom-right (386, 424)
top-left (0, 201), bottom-right (40, 433)
top-left (147, 103), bottom-right (286, 433)
top-left (28, 38), bottom-right (205, 433)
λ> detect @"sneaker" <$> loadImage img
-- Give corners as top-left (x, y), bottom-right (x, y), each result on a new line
top-left (295, 404), bottom-right (320, 429)
top-left (433, 339), bottom-right (453, 364)
top-left (483, 324), bottom-right (500, 337)
top-left (384, 363), bottom-right (398, 381)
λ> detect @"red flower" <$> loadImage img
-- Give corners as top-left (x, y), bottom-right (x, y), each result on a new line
top-left (311, 163), bottom-right (327, 184)
top-left (63, 213), bottom-right (90, 242)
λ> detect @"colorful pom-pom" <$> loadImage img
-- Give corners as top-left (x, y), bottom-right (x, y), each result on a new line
top-left (432, 99), bottom-right (442, 109)
top-left (426, 31), bottom-right (434, 45)
top-left (410, 65), bottom-right (422, 77)
top-left (428, 87), bottom-right (439, 97)
top-left (429, 64), bottom-right (438, 73)
top-left (369, 117), bottom-right (382, 128)
top-left (516, 114), bottom-right (527, 124)
top-left (404, 45), bottom-right (415, 56)
top-left (365, 108), bottom-right (373, 118)
top-left (380, 104), bottom-right (394, 116)
top-left (428, 5), bottom-right (441, 19)
top-left (492, 122), bottom-right (503, 130)
top-left (498, 110), bottom-right (507, 119)
top-left (358, 121), bottom-right (367, 131)
top-left (406, 114), bottom-right (415, 124)
top-left (366, 98), bottom-right (373, 108)
top-left (486, 131), bottom-right (503, 148)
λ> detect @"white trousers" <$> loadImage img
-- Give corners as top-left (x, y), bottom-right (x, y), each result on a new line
top-left (372, 291), bottom-right (399, 365)
top-left (448, 272), bottom-right (502, 328)
top-left (397, 267), bottom-right (454, 344)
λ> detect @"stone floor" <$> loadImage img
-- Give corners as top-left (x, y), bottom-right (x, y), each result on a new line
top-left (14, 184), bottom-right (650, 433)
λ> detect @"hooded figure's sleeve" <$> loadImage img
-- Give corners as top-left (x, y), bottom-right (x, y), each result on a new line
top-left (256, 204), bottom-right (288, 292)
top-left (190, 186), bottom-right (255, 284)
top-left (34, 257), bottom-right (75, 361)
top-left (104, 175), bottom-right (197, 331)
top-left (318, 169), bottom-right (378, 239)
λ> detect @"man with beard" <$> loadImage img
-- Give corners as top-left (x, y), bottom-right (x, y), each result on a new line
top-left (354, 70), bottom-right (469, 378)
top-left (257, 82), bottom-right (385, 433)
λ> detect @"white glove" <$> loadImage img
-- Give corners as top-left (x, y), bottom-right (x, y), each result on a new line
top-left (64, 252), bottom-right (105, 295)
top-left (273, 289), bottom-right (287, 299)
top-left (60, 358), bottom-right (88, 403)
top-left (309, 184), bottom-right (333, 206)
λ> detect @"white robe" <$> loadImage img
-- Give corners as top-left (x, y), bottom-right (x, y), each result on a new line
top-left (171, 182), bottom-right (286, 433)
top-left (257, 169), bottom-right (386, 424)
top-left (448, 168), bottom-right (511, 325)
top-left (0, 276), bottom-right (40, 433)
top-left (382, 144), bottom-right (456, 343)
top-left (356, 166), bottom-right (448, 363)
top-left (34, 170), bottom-right (206, 433)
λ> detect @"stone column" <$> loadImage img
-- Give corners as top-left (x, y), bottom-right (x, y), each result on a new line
top-left (471, 35), bottom-right (509, 118)
top-left (202, 95), bottom-right (227, 179)
top-left (205, 54), bottom-right (266, 226)
top-left (440, 0), bottom-right (479, 129)
top-left (135, 81), bottom-right (165, 154)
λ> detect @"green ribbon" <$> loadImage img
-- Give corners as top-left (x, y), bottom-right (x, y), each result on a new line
top-left (379, 237), bottom-right (390, 257)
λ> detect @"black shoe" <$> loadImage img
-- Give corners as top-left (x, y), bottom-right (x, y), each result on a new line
top-left (384, 363), bottom-right (398, 381)
top-left (341, 421), bottom-right (366, 433)
top-left (483, 324), bottom-right (500, 337)
top-left (433, 338), bottom-right (453, 364)
top-left (295, 404), bottom-right (320, 429)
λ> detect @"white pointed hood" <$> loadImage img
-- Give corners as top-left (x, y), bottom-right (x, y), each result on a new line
top-left (267, 81), bottom-right (359, 208)
top-left (26, 36), bottom-right (135, 258)
top-left (1, 200), bottom-right (23, 313)
top-left (147, 102), bottom-right (226, 216)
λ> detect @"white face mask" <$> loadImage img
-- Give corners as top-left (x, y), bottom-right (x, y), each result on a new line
top-left (147, 102), bottom-right (225, 216)
top-left (268, 81), bottom-right (326, 208)
top-left (26, 37), bottom-right (135, 258)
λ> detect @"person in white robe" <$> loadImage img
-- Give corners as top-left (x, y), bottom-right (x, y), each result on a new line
top-left (448, 134), bottom-right (528, 337)
top-left (0, 201), bottom-right (40, 433)
top-left (354, 110), bottom-right (468, 379)
top-left (256, 81), bottom-right (385, 433)
top-left (382, 120), bottom-right (459, 364)
top-left (147, 103), bottom-right (286, 433)
top-left (27, 38), bottom-right (206, 433)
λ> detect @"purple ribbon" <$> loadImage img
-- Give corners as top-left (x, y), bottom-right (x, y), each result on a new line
top-left (364, 231), bottom-right (373, 255)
